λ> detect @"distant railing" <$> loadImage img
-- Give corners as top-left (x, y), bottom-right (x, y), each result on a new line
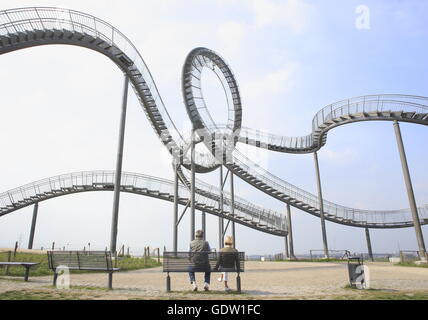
top-left (1, 7), bottom-right (427, 229)
top-left (0, 170), bottom-right (285, 232)
top-left (399, 250), bottom-right (424, 263)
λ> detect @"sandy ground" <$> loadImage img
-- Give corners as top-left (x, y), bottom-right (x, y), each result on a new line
top-left (0, 261), bottom-right (427, 299)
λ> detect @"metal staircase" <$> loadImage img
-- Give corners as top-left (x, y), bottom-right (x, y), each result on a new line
top-left (0, 171), bottom-right (286, 236)
top-left (1, 7), bottom-right (427, 230)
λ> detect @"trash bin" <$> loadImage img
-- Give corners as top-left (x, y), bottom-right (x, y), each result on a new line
top-left (347, 256), bottom-right (365, 289)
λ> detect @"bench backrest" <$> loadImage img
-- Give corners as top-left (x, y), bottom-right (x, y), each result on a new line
top-left (47, 251), bottom-right (114, 271)
top-left (163, 251), bottom-right (245, 272)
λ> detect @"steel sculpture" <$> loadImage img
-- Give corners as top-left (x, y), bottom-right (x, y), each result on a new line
top-left (0, 7), bottom-right (427, 258)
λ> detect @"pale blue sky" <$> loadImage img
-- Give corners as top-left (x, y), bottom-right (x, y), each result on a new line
top-left (0, 0), bottom-right (427, 255)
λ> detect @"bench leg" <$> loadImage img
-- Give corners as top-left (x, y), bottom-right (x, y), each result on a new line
top-left (166, 273), bottom-right (171, 292)
top-left (236, 274), bottom-right (241, 293)
top-left (108, 272), bottom-right (113, 290)
top-left (53, 272), bottom-right (58, 287)
top-left (24, 267), bottom-right (30, 282)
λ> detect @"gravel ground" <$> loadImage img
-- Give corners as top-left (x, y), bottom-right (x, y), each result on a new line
top-left (0, 261), bottom-right (427, 299)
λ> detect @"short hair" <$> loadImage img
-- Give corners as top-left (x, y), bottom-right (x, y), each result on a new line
top-left (195, 230), bottom-right (204, 239)
top-left (224, 235), bottom-right (233, 246)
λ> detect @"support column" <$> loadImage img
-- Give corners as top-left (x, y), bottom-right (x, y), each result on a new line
top-left (201, 211), bottom-right (206, 240)
top-left (365, 228), bottom-right (373, 262)
top-left (286, 204), bottom-right (296, 259)
top-left (284, 235), bottom-right (289, 259)
top-left (313, 151), bottom-right (329, 258)
top-left (110, 75), bottom-right (129, 254)
top-left (173, 165), bottom-right (179, 253)
top-left (393, 121), bottom-right (427, 261)
top-left (190, 131), bottom-right (196, 242)
top-left (28, 202), bottom-right (39, 250)
top-left (219, 165), bottom-right (224, 249)
top-left (230, 171), bottom-right (236, 248)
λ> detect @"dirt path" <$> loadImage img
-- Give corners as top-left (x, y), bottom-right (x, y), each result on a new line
top-left (1, 261), bottom-right (427, 299)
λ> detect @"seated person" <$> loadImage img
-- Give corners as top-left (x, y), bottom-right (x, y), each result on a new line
top-left (188, 230), bottom-right (211, 291)
top-left (215, 235), bottom-right (239, 291)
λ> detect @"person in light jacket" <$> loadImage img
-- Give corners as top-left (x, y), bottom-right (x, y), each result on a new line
top-left (216, 235), bottom-right (239, 292)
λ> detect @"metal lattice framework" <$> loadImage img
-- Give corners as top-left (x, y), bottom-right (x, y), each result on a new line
top-left (0, 7), bottom-right (427, 231)
top-left (0, 171), bottom-right (285, 236)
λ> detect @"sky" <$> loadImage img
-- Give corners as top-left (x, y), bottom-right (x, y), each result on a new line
top-left (0, 0), bottom-right (427, 256)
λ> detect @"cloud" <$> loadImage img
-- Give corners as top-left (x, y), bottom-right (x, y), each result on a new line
top-left (323, 148), bottom-right (358, 165)
top-left (250, 0), bottom-right (312, 32)
top-left (216, 21), bottom-right (246, 56)
top-left (242, 63), bottom-right (298, 99)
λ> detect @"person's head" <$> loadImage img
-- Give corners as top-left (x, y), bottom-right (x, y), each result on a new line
top-left (224, 235), bottom-right (233, 247)
top-left (195, 230), bottom-right (204, 240)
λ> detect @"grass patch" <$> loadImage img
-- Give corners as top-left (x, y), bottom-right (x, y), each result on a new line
top-left (0, 251), bottom-right (161, 277)
top-left (273, 258), bottom-right (347, 263)
top-left (343, 284), bottom-right (377, 291)
top-left (173, 290), bottom-right (246, 295)
top-left (118, 255), bottom-right (161, 271)
top-left (395, 261), bottom-right (428, 268)
top-left (0, 289), bottom-right (87, 300)
top-left (340, 284), bottom-right (428, 300)
top-left (333, 290), bottom-right (428, 300)
top-left (43, 285), bottom-right (111, 291)
top-left (70, 285), bottom-right (110, 291)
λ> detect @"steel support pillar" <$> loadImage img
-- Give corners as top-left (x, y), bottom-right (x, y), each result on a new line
top-left (190, 131), bottom-right (196, 242)
top-left (286, 204), bottom-right (296, 259)
top-left (284, 235), bottom-right (289, 259)
top-left (393, 121), bottom-right (427, 261)
top-left (173, 165), bottom-right (179, 253)
top-left (219, 165), bottom-right (224, 249)
top-left (230, 171), bottom-right (236, 248)
top-left (365, 228), bottom-right (374, 262)
top-left (202, 211), bottom-right (206, 240)
top-left (110, 75), bottom-right (129, 254)
top-left (313, 151), bottom-right (329, 258)
top-left (28, 202), bottom-right (39, 250)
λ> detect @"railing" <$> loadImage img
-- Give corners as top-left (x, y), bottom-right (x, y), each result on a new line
top-left (0, 7), bottom-right (219, 171)
top-left (210, 96), bottom-right (428, 151)
top-left (178, 168), bottom-right (284, 229)
top-left (399, 250), bottom-right (425, 263)
top-left (1, 7), bottom-right (427, 229)
top-left (232, 149), bottom-right (427, 226)
top-left (312, 95), bottom-right (428, 132)
top-left (0, 170), bottom-right (285, 232)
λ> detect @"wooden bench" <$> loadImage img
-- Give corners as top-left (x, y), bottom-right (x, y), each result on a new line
top-left (163, 251), bottom-right (245, 292)
top-left (0, 262), bottom-right (39, 281)
top-left (47, 251), bottom-right (119, 289)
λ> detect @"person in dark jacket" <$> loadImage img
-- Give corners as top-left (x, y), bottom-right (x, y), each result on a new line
top-left (188, 230), bottom-right (211, 291)
top-left (215, 236), bottom-right (239, 291)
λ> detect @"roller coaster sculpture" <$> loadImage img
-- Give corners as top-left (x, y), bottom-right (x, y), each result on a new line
top-left (0, 7), bottom-right (426, 259)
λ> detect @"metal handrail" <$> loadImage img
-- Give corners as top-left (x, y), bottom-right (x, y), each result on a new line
top-left (1, 7), bottom-right (427, 228)
top-left (0, 170), bottom-right (285, 231)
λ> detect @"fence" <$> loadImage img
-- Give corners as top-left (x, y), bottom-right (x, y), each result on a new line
top-left (399, 250), bottom-right (422, 263)
top-left (309, 250), bottom-right (351, 260)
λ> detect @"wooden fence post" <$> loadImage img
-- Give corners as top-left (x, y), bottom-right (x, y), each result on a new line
top-left (5, 251), bottom-right (12, 275)
top-left (13, 241), bottom-right (19, 259)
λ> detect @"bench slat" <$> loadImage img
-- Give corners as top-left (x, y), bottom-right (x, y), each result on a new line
top-left (47, 251), bottom-right (117, 272)
top-left (0, 262), bottom-right (39, 266)
top-left (163, 251), bottom-right (245, 273)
